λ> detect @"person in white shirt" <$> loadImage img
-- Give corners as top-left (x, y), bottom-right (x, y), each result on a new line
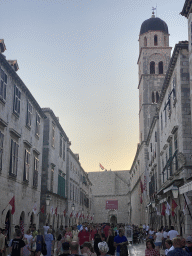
top-left (154, 228), bottom-right (163, 251)
top-left (146, 224), bottom-right (149, 235)
top-left (43, 223), bottom-right (50, 235)
top-left (167, 226), bottom-right (179, 240)
top-left (24, 229), bottom-right (33, 246)
top-left (148, 228), bottom-right (154, 240)
top-left (143, 224), bottom-right (146, 231)
top-left (165, 239), bottom-right (174, 255)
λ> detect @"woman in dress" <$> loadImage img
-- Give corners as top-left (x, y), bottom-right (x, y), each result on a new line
top-left (44, 229), bottom-right (54, 256)
top-left (145, 240), bottom-right (160, 256)
top-left (106, 229), bottom-right (115, 256)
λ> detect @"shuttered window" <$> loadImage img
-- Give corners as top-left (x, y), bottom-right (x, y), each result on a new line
top-left (58, 173), bottom-right (65, 198)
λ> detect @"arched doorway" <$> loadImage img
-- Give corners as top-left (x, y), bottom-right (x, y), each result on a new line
top-left (30, 212), bottom-right (34, 227)
top-left (20, 211), bottom-right (25, 235)
top-left (110, 215), bottom-right (117, 226)
top-left (5, 210), bottom-right (11, 240)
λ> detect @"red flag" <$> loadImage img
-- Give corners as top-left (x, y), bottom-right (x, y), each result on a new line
top-left (83, 214), bottom-right (84, 219)
top-left (79, 213), bottom-right (82, 218)
top-left (63, 209), bottom-right (66, 217)
top-left (9, 196), bottom-right (15, 215)
top-left (55, 207), bottom-right (57, 216)
top-left (99, 163), bottom-right (105, 170)
top-left (172, 199), bottom-right (178, 216)
top-left (87, 215), bottom-right (89, 219)
top-left (140, 180), bottom-right (144, 194)
top-left (70, 212), bottom-right (73, 218)
top-left (41, 205), bottom-right (45, 214)
top-left (76, 212), bottom-right (79, 218)
top-left (140, 196), bottom-right (143, 204)
top-left (161, 203), bottom-right (166, 216)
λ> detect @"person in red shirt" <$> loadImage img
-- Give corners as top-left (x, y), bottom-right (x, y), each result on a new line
top-left (89, 226), bottom-right (97, 242)
top-left (78, 226), bottom-right (89, 246)
top-left (103, 224), bottom-right (110, 238)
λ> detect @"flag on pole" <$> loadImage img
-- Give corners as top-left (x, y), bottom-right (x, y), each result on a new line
top-left (20, 219), bottom-right (24, 235)
top-left (161, 203), bottom-right (166, 216)
top-left (171, 199), bottom-right (178, 216)
top-left (55, 207), bottom-right (57, 216)
top-left (41, 205), bottom-right (45, 214)
top-left (63, 209), bottom-right (66, 217)
top-left (51, 206), bottom-right (54, 215)
top-left (99, 163), bottom-right (105, 170)
top-left (140, 180), bottom-right (144, 194)
top-left (70, 212), bottom-right (73, 218)
top-left (183, 202), bottom-right (188, 215)
top-left (33, 203), bottom-right (37, 214)
top-left (140, 195), bottom-right (143, 204)
top-left (166, 202), bottom-right (171, 215)
top-left (9, 196), bottom-right (15, 215)
top-left (184, 193), bottom-right (191, 205)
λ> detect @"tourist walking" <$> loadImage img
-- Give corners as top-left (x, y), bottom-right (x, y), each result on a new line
top-left (106, 229), bottom-right (115, 256)
top-left (154, 228), bottom-right (163, 251)
top-left (98, 242), bottom-right (109, 256)
top-left (167, 237), bottom-right (189, 256)
top-left (145, 240), bottom-right (160, 256)
top-left (44, 229), bottom-right (54, 256)
top-left (114, 228), bottom-right (128, 256)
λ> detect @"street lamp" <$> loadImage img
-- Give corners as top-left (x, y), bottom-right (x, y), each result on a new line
top-left (46, 194), bottom-right (51, 206)
top-left (172, 186), bottom-right (179, 199)
top-left (145, 207), bottom-right (148, 213)
top-left (72, 203), bottom-right (75, 211)
top-left (151, 201), bottom-right (156, 208)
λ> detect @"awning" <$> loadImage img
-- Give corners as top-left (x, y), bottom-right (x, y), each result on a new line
top-left (163, 185), bottom-right (175, 194)
top-left (159, 198), bottom-right (167, 204)
top-left (179, 181), bottom-right (192, 194)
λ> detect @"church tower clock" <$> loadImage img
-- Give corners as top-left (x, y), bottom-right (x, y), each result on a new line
top-left (138, 12), bottom-right (172, 142)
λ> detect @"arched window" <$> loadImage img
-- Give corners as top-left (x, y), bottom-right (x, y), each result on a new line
top-left (164, 36), bottom-right (166, 46)
top-left (159, 61), bottom-right (163, 74)
top-left (144, 36), bottom-right (147, 46)
top-left (154, 35), bottom-right (158, 46)
top-left (156, 91), bottom-right (159, 103)
top-left (150, 61), bottom-right (155, 74)
top-left (152, 92), bottom-right (155, 103)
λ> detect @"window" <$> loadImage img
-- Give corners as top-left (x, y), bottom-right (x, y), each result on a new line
top-left (173, 77), bottom-right (176, 100)
top-left (35, 113), bottom-right (41, 137)
top-left (164, 36), bottom-right (166, 46)
top-left (9, 139), bottom-right (19, 175)
top-left (169, 139), bottom-right (173, 176)
top-left (150, 143), bottom-right (152, 152)
top-left (59, 135), bottom-right (62, 157)
top-left (161, 113), bottom-right (163, 131)
top-left (26, 101), bottom-right (33, 128)
top-left (52, 123), bottom-right (55, 147)
top-left (154, 35), bottom-right (158, 46)
top-left (50, 167), bottom-right (54, 192)
top-left (0, 131), bottom-right (4, 170)
top-left (13, 85), bottom-right (21, 116)
top-left (152, 91), bottom-right (159, 103)
top-left (162, 159), bottom-right (164, 183)
top-left (144, 36), bottom-right (147, 46)
top-left (73, 184), bottom-right (74, 201)
top-left (0, 68), bottom-right (7, 101)
top-left (70, 183), bottom-right (72, 200)
top-left (33, 156), bottom-right (39, 187)
top-left (150, 61), bottom-right (155, 74)
top-left (164, 103), bottom-right (167, 124)
top-left (58, 171), bottom-right (65, 197)
top-left (23, 149), bottom-right (30, 181)
top-left (63, 140), bottom-right (65, 161)
top-left (174, 133), bottom-right (178, 171)
top-left (159, 61), bottom-right (163, 74)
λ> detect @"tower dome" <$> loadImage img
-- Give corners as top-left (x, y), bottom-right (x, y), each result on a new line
top-left (140, 16), bottom-right (169, 35)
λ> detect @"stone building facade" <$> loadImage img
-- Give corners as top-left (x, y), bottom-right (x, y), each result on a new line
top-left (0, 40), bottom-right (45, 238)
top-left (39, 108), bottom-right (69, 230)
top-left (67, 149), bottom-right (93, 226)
top-left (88, 170), bottom-right (130, 225)
top-left (130, 5), bottom-right (192, 236)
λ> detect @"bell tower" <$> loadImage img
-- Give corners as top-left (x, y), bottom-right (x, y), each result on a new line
top-left (138, 12), bottom-right (172, 142)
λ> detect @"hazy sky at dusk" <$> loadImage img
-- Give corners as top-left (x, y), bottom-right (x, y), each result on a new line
top-left (0, 0), bottom-right (187, 172)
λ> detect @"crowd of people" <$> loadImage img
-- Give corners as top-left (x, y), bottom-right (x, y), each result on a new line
top-left (1, 222), bottom-right (192, 256)
top-left (0, 223), bottom-right (128, 256)
top-left (132, 224), bottom-right (192, 256)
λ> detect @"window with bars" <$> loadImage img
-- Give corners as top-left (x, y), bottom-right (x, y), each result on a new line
top-left (26, 101), bottom-right (33, 128)
top-left (0, 131), bottom-right (4, 170)
top-left (70, 183), bottom-right (72, 200)
top-left (13, 85), bottom-right (21, 116)
top-left (23, 149), bottom-right (30, 181)
top-left (154, 35), bottom-right (158, 46)
top-left (50, 167), bottom-right (54, 192)
top-left (35, 113), bottom-right (41, 137)
top-left (150, 61), bottom-right (155, 74)
top-left (33, 156), bottom-right (39, 187)
top-left (174, 133), bottom-right (178, 171)
top-left (9, 139), bottom-right (19, 175)
top-left (159, 61), bottom-right (163, 74)
top-left (169, 139), bottom-right (173, 176)
top-left (0, 68), bottom-right (7, 102)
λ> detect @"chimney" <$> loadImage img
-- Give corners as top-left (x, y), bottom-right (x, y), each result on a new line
top-left (0, 39), bottom-right (6, 53)
top-left (8, 60), bottom-right (19, 72)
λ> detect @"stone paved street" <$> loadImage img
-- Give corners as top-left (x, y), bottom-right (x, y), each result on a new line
top-left (128, 242), bottom-right (146, 256)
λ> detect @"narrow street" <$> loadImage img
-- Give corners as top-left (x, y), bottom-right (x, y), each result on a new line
top-left (128, 242), bottom-right (146, 256)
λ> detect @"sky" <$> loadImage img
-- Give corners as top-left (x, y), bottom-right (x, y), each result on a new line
top-left (0, 0), bottom-right (188, 172)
